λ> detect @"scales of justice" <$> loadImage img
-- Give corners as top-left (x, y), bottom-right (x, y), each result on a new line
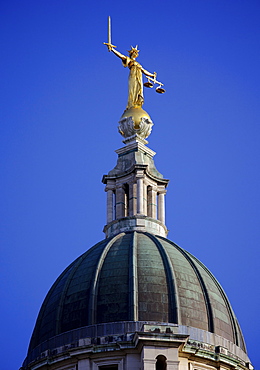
top-left (104, 17), bottom-right (165, 142)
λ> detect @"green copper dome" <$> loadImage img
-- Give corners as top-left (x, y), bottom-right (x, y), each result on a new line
top-left (28, 231), bottom-right (246, 357)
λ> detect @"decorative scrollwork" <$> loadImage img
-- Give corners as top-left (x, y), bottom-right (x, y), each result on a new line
top-left (118, 116), bottom-right (153, 139)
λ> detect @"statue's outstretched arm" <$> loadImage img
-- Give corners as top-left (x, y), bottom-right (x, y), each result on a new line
top-left (142, 67), bottom-right (157, 79)
top-left (104, 43), bottom-right (127, 62)
top-left (111, 47), bottom-right (127, 62)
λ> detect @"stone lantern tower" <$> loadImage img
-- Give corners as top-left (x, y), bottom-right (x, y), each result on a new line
top-left (103, 109), bottom-right (169, 239)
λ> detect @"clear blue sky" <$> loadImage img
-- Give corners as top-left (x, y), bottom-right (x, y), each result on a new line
top-left (1, 1), bottom-right (259, 369)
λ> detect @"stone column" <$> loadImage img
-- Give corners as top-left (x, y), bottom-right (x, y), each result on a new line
top-left (158, 190), bottom-right (166, 224)
top-left (147, 186), bottom-right (152, 217)
top-left (147, 186), bottom-right (157, 219)
top-left (128, 182), bottom-right (135, 216)
top-left (136, 173), bottom-right (144, 215)
top-left (143, 182), bottom-right (147, 216)
top-left (151, 187), bottom-right (157, 219)
top-left (106, 188), bottom-right (114, 224)
top-left (116, 185), bottom-right (125, 219)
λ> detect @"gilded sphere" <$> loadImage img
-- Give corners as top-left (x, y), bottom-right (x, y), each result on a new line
top-left (119, 107), bottom-right (153, 139)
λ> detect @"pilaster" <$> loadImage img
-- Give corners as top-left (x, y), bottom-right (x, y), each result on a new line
top-left (106, 188), bottom-right (114, 224)
top-left (116, 185), bottom-right (126, 219)
top-left (158, 189), bottom-right (167, 224)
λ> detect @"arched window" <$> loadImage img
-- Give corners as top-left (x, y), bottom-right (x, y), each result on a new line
top-left (123, 183), bottom-right (129, 216)
top-left (147, 185), bottom-right (152, 217)
top-left (156, 354), bottom-right (167, 370)
top-left (112, 190), bottom-right (116, 221)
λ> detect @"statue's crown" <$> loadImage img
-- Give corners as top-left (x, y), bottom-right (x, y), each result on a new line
top-left (128, 45), bottom-right (139, 54)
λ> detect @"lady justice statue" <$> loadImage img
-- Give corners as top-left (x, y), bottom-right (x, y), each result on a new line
top-left (104, 17), bottom-right (165, 141)
top-left (105, 43), bottom-right (156, 110)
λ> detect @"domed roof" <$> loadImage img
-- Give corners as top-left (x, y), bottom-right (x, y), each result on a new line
top-left (28, 231), bottom-right (246, 356)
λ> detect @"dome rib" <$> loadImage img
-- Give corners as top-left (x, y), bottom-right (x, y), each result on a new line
top-left (89, 232), bottom-right (125, 325)
top-left (128, 232), bottom-right (138, 321)
top-left (28, 257), bottom-right (81, 352)
top-left (55, 252), bottom-right (91, 334)
top-left (145, 232), bottom-right (180, 324)
top-left (157, 236), bottom-right (214, 333)
top-left (186, 250), bottom-right (246, 351)
top-left (56, 238), bottom-right (111, 331)
top-left (28, 238), bottom-right (111, 352)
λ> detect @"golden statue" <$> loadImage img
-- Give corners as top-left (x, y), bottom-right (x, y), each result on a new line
top-left (104, 17), bottom-right (165, 111)
top-left (105, 44), bottom-right (156, 109)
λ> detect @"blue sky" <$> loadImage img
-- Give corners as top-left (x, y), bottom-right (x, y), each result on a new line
top-left (1, 1), bottom-right (259, 369)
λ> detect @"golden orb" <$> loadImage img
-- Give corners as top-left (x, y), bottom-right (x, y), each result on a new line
top-left (120, 107), bottom-right (151, 129)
